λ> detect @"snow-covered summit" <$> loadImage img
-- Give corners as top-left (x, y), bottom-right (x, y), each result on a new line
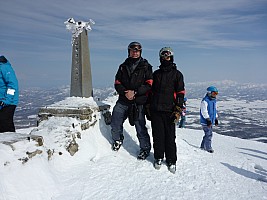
top-left (0, 95), bottom-right (266, 200)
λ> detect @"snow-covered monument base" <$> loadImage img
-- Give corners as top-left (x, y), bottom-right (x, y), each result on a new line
top-left (0, 97), bottom-right (111, 165)
top-left (37, 97), bottom-right (110, 129)
top-left (35, 97), bottom-right (111, 156)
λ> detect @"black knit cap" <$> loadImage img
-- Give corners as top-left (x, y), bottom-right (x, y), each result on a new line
top-left (0, 55), bottom-right (7, 63)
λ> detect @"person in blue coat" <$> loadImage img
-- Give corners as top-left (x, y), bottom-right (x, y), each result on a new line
top-left (200, 86), bottom-right (219, 153)
top-left (0, 55), bottom-right (19, 132)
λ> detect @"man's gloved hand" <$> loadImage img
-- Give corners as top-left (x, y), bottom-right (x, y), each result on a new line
top-left (215, 118), bottom-right (219, 126)
top-left (170, 111), bottom-right (180, 123)
top-left (171, 105), bottom-right (183, 123)
top-left (206, 118), bottom-right (212, 127)
top-left (174, 105), bottom-right (183, 112)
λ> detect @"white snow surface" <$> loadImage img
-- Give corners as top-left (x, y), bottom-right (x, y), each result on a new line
top-left (0, 96), bottom-right (266, 200)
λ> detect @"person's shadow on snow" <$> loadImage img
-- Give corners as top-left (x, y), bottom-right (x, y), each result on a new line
top-left (120, 128), bottom-right (140, 157)
top-left (221, 162), bottom-right (267, 183)
top-left (236, 147), bottom-right (267, 161)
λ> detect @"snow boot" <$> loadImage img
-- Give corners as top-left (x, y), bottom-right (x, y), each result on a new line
top-left (153, 159), bottom-right (163, 170)
top-left (167, 163), bottom-right (176, 174)
top-left (137, 150), bottom-right (150, 160)
top-left (112, 140), bottom-right (122, 151)
top-left (207, 149), bottom-right (214, 153)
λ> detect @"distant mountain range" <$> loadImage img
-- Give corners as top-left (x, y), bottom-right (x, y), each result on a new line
top-left (186, 80), bottom-right (267, 101)
top-left (15, 80), bottom-right (267, 143)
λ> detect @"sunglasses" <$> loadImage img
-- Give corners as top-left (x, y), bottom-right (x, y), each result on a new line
top-left (160, 50), bottom-right (173, 58)
top-left (129, 45), bottom-right (142, 52)
top-left (212, 91), bottom-right (218, 95)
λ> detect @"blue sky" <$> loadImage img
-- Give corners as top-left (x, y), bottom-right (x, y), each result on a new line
top-left (1, 0), bottom-right (267, 89)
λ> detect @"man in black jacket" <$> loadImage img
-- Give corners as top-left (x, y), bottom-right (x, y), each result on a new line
top-left (111, 42), bottom-right (153, 160)
top-left (150, 47), bottom-right (185, 173)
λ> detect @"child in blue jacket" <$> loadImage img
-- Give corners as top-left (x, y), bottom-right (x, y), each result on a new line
top-left (200, 86), bottom-right (219, 153)
top-left (0, 55), bottom-right (19, 132)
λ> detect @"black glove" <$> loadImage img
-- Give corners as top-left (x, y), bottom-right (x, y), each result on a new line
top-left (215, 118), bottom-right (218, 126)
top-left (206, 118), bottom-right (212, 126)
top-left (0, 101), bottom-right (6, 107)
top-left (103, 111), bottom-right (112, 125)
top-left (0, 101), bottom-right (4, 110)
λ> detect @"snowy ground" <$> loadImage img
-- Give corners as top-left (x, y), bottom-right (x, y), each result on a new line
top-left (0, 96), bottom-right (266, 200)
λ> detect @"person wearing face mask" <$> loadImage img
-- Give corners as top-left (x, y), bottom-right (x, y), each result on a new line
top-left (110, 42), bottom-right (153, 160)
top-left (200, 86), bottom-right (219, 153)
top-left (150, 47), bottom-right (185, 174)
top-left (0, 55), bottom-right (19, 132)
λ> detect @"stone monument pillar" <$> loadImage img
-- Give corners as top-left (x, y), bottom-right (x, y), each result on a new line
top-left (37, 18), bottom-right (111, 130)
top-left (71, 30), bottom-right (93, 97)
top-left (65, 18), bottom-right (95, 97)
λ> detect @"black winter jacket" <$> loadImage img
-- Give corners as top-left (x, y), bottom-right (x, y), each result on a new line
top-left (151, 63), bottom-right (185, 112)
top-left (114, 57), bottom-right (153, 105)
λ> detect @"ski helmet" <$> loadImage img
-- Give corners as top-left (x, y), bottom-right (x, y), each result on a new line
top-left (128, 41), bottom-right (142, 53)
top-left (159, 47), bottom-right (174, 62)
top-left (128, 42), bottom-right (142, 57)
top-left (207, 86), bottom-right (218, 93)
top-left (207, 86), bottom-right (218, 99)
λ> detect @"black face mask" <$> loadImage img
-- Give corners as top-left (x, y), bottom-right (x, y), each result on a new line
top-left (160, 59), bottom-right (172, 66)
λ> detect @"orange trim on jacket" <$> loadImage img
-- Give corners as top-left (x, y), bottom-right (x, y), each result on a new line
top-left (115, 80), bottom-right (121, 85)
top-left (146, 79), bottom-right (153, 86)
top-left (173, 90), bottom-right (186, 99)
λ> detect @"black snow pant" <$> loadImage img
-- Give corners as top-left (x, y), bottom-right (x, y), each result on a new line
top-left (0, 105), bottom-right (16, 133)
top-left (151, 110), bottom-right (177, 164)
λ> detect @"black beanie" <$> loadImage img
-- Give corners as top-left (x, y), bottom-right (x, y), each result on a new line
top-left (0, 56), bottom-right (7, 63)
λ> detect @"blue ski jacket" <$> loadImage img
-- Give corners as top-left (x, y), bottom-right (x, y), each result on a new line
top-left (200, 94), bottom-right (217, 125)
top-left (0, 59), bottom-right (19, 106)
